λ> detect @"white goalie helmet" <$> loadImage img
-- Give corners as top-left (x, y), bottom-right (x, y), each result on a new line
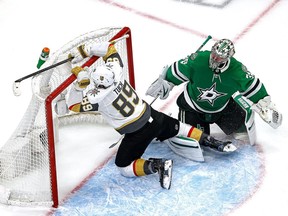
top-left (209, 39), bottom-right (235, 70)
top-left (91, 65), bottom-right (115, 89)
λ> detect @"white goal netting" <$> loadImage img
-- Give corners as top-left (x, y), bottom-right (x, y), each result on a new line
top-left (0, 27), bottom-right (134, 207)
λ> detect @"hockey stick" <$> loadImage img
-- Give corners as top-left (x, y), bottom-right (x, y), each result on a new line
top-left (149, 95), bottom-right (159, 106)
top-left (12, 34), bottom-right (130, 96)
top-left (195, 35), bottom-right (212, 53)
top-left (148, 35), bottom-right (212, 105)
top-left (13, 57), bottom-right (74, 96)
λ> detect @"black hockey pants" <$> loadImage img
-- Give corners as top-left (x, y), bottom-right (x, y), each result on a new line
top-left (115, 107), bottom-right (179, 167)
top-left (176, 92), bottom-right (246, 135)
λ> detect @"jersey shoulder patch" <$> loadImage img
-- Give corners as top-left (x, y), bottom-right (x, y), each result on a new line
top-left (190, 52), bottom-right (198, 60)
top-left (241, 64), bottom-right (255, 79)
top-left (79, 96), bottom-right (99, 112)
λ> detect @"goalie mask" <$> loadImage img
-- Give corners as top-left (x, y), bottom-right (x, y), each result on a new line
top-left (91, 65), bottom-right (115, 89)
top-left (209, 39), bottom-right (235, 72)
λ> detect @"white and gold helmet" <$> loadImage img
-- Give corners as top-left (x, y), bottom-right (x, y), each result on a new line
top-left (91, 65), bottom-right (115, 89)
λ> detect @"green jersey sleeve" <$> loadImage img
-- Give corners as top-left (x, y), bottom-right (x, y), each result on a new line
top-left (228, 60), bottom-right (268, 103)
top-left (165, 55), bottom-right (193, 85)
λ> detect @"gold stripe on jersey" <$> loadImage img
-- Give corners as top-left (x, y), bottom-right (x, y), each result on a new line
top-left (103, 45), bottom-right (117, 62)
top-left (69, 103), bottom-right (81, 112)
top-left (115, 102), bottom-right (147, 131)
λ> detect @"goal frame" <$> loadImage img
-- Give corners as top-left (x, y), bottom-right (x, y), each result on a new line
top-left (45, 26), bottom-right (134, 208)
top-left (0, 27), bottom-right (134, 208)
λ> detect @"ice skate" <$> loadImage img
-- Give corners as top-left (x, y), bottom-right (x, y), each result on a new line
top-left (202, 136), bottom-right (237, 153)
top-left (149, 158), bottom-right (173, 189)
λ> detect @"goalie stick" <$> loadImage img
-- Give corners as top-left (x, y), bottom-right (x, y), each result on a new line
top-left (151, 35), bottom-right (212, 104)
top-left (12, 34), bottom-right (130, 96)
top-left (194, 35), bottom-right (212, 53)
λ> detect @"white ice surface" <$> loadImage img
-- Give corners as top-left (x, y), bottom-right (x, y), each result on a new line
top-left (0, 0), bottom-right (288, 215)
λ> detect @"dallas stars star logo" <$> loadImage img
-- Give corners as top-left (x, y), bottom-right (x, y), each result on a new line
top-left (197, 83), bottom-right (227, 106)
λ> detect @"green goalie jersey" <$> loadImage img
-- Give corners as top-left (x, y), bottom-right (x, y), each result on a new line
top-left (165, 50), bottom-right (268, 113)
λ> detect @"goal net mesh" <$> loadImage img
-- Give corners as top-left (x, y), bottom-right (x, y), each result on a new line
top-left (0, 27), bottom-right (133, 207)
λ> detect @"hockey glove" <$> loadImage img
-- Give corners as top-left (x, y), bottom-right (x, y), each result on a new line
top-left (55, 94), bottom-right (69, 116)
top-left (252, 96), bottom-right (282, 129)
top-left (69, 42), bottom-right (110, 64)
top-left (71, 66), bottom-right (90, 91)
top-left (146, 65), bottom-right (174, 100)
top-left (69, 44), bottom-right (90, 64)
top-left (89, 42), bottom-right (110, 57)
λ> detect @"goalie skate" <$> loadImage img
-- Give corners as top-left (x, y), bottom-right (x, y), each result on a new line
top-left (149, 158), bottom-right (173, 189)
top-left (202, 136), bottom-right (237, 153)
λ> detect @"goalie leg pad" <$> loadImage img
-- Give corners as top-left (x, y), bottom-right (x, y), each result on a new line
top-left (245, 111), bottom-right (256, 145)
top-left (232, 111), bottom-right (256, 145)
top-left (167, 136), bottom-right (204, 162)
top-left (240, 110), bottom-right (256, 145)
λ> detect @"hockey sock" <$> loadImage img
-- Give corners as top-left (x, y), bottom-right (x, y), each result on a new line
top-left (177, 122), bottom-right (203, 141)
top-left (133, 159), bottom-right (157, 176)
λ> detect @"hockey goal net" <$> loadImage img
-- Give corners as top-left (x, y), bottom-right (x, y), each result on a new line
top-left (0, 27), bottom-right (134, 207)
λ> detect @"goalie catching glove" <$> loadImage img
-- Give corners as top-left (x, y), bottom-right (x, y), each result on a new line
top-left (146, 65), bottom-right (174, 100)
top-left (252, 96), bottom-right (282, 129)
top-left (69, 42), bottom-right (110, 64)
top-left (71, 66), bottom-right (90, 91)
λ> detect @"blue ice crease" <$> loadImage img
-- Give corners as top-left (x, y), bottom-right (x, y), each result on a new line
top-left (53, 141), bottom-right (264, 216)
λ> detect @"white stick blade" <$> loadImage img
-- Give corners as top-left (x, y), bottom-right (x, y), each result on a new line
top-left (13, 82), bottom-right (21, 96)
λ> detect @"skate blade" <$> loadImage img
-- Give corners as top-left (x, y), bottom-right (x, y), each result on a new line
top-left (162, 160), bottom-right (173, 190)
top-left (223, 143), bottom-right (237, 152)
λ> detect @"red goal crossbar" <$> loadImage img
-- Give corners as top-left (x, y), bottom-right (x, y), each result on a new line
top-left (45, 27), bottom-right (134, 208)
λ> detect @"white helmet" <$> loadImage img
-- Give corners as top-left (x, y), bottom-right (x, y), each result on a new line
top-left (209, 39), bottom-right (235, 71)
top-left (91, 65), bottom-right (115, 88)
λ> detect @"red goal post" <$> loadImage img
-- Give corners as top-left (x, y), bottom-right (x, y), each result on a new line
top-left (0, 27), bottom-right (135, 208)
